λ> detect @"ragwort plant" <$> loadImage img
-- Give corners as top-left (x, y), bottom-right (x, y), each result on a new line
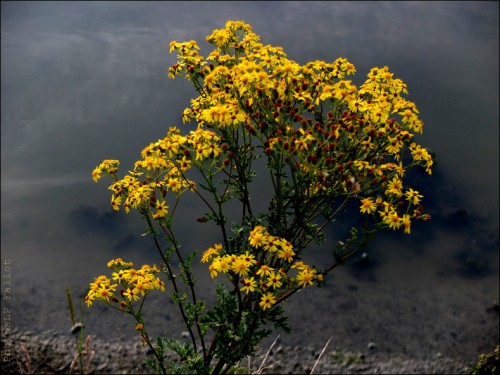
top-left (85, 20), bottom-right (433, 374)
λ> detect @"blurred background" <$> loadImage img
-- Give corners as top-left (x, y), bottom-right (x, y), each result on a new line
top-left (1, 1), bottom-right (498, 362)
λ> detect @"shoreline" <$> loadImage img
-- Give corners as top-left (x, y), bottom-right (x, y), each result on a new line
top-left (2, 328), bottom-right (474, 374)
top-left (3, 261), bottom-right (498, 374)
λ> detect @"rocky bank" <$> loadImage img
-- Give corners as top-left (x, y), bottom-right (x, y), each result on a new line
top-left (2, 328), bottom-right (474, 374)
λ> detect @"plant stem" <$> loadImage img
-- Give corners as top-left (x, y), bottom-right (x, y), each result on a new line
top-left (143, 212), bottom-right (198, 354)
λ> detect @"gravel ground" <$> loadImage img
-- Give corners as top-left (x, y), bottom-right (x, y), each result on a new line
top-left (2, 250), bottom-right (498, 374)
top-left (1, 328), bottom-right (474, 374)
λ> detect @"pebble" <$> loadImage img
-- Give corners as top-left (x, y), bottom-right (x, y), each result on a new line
top-left (70, 322), bottom-right (84, 334)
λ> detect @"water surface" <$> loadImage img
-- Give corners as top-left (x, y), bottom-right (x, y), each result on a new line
top-left (1, 1), bottom-right (498, 361)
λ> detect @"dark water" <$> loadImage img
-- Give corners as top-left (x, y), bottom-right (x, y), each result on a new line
top-left (1, 1), bottom-right (498, 362)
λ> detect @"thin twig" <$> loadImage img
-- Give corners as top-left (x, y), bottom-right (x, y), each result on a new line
top-left (310, 336), bottom-right (332, 375)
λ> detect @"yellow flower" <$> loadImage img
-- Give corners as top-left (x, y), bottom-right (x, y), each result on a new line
top-left (240, 251), bottom-right (257, 266)
top-left (93, 159), bottom-right (120, 182)
top-left (410, 143), bottom-right (430, 162)
top-left (401, 214), bottom-right (412, 234)
top-left (249, 231), bottom-right (265, 248)
top-left (123, 287), bottom-right (140, 301)
top-left (256, 264), bottom-right (274, 278)
top-left (133, 279), bottom-right (148, 296)
top-left (344, 61), bottom-right (356, 75)
top-left (111, 195), bottom-right (122, 211)
top-left (384, 211), bottom-right (402, 230)
top-left (231, 257), bottom-right (252, 277)
top-left (405, 188), bottom-right (423, 205)
top-left (89, 275), bottom-right (110, 292)
top-left (167, 178), bottom-right (183, 192)
top-left (385, 177), bottom-right (403, 198)
top-left (178, 156), bottom-right (192, 172)
top-left (111, 270), bottom-right (128, 284)
top-left (153, 278), bottom-right (166, 292)
top-left (208, 263), bottom-right (218, 279)
top-left (296, 269), bottom-right (315, 288)
top-left (123, 268), bottom-right (139, 281)
top-left (153, 200), bottom-right (169, 219)
top-left (277, 240), bottom-right (295, 262)
top-left (213, 255), bottom-right (232, 274)
top-left (141, 263), bottom-right (159, 273)
top-left (240, 277), bottom-right (257, 294)
top-left (92, 167), bottom-right (102, 182)
top-left (259, 292), bottom-right (277, 310)
top-left (107, 258), bottom-right (133, 269)
top-left (206, 28), bottom-right (231, 47)
top-left (201, 244), bottom-right (222, 263)
top-left (263, 236), bottom-right (279, 252)
top-left (266, 272), bottom-right (283, 289)
top-left (96, 284), bottom-right (116, 302)
top-left (195, 143), bottom-right (211, 161)
top-left (359, 197), bottom-right (377, 214)
top-left (291, 261), bottom-right (309, 271)
top-left (385, 136), bottom-right (403, 155)
top-left (84, 293), bottom-right (95, 307)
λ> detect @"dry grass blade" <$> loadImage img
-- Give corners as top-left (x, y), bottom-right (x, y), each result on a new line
top-left (85, 336), bottom-right (96, 374)
top-left (255, 359), bottom-right (281, 374)
top-left (310, 336), bottom-right (332, 375)
top-left (70, 334), bottom-right (94, 374)
top-left (253, 335), bottom-right (281, 374)
top-left (17, 345), bottom-right (32, 374)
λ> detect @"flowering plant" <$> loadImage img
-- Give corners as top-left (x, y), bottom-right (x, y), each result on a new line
top-left (85, 20), bottom-right (433, 374)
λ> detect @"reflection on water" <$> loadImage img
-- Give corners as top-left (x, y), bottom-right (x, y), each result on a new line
top-left (1, 1), bottom-right (498, 362)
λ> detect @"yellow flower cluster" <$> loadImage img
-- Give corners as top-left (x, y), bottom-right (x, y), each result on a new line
top-left (85, 258), bottom-right (165, 307)
top-left (359, 189), bottom-right (429, 234)
top-left (201, 226), bottom-right (322, 310)
top-left (84, 22), bottom-right (436, 369)
top-left (168, 20), bottom-right (433, 234)
top-left (92, 126), bottom-right (222, 217)
top-left (92, 159), bottom-right (120, 182)
top-left (92, 20), bottom-right (433, 235)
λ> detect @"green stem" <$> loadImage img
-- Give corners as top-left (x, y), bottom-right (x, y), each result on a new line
top-left (163, 224), bottom-right (207, 358)
top-left (143, 212), bottom-right (198, 354)
top-left (131, 313), bottom-right (168, 374)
